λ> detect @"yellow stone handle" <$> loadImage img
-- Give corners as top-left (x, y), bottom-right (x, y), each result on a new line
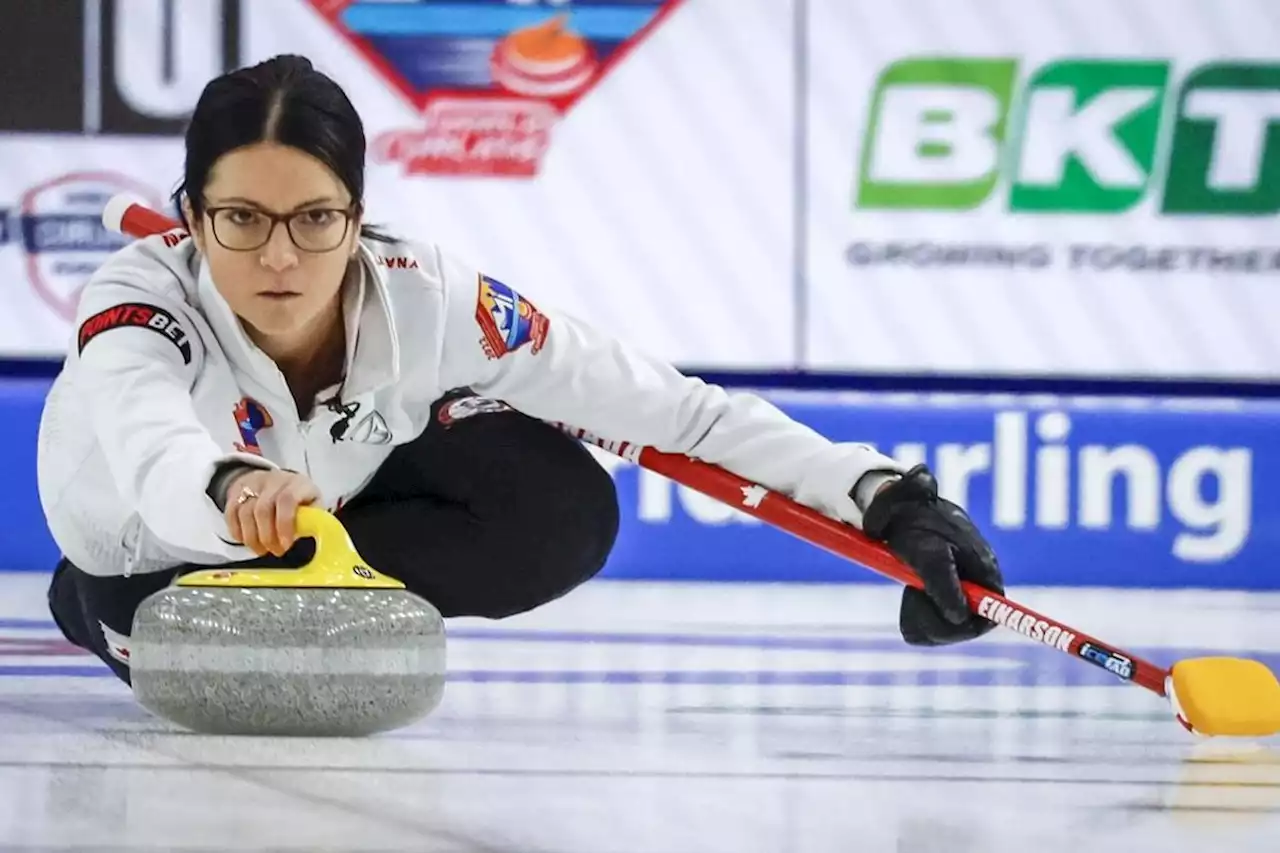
top-left (178, 506), bottom-right (406, 589)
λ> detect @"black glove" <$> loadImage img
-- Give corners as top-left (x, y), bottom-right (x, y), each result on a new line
top-left (859, 465), bottom-right (1005, 646)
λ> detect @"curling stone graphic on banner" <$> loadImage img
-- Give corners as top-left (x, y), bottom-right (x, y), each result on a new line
top-left (130, 506), bottom-right (446, 737)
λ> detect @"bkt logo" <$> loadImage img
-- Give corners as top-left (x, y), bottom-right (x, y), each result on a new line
top-left (856, 57), bottom-right (1280, 215)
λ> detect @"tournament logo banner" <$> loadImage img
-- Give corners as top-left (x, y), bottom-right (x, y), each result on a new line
top-left (17, 172), bottom-right (164, 320)
top-left (306, 0), bottom-right (685, 177)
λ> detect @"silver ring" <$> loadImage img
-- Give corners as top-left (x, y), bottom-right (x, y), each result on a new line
top-left (235, 486), bottom-right (258, 506)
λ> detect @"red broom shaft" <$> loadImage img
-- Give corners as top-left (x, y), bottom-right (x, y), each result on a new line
top-left (637, 443), bottom-right (1169, 697)
top-left (119, 203), bottom-right (181, 240)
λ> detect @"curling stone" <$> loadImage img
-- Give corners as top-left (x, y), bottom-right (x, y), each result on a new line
top-left (129, 507), bottom-right (446, 737)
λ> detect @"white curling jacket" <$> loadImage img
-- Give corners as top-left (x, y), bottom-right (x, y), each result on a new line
top-left (37, 230), bottom-right (906, 577)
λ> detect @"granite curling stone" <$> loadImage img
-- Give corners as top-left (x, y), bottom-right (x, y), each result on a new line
top-left (129, 507), bottom-right (446, 737)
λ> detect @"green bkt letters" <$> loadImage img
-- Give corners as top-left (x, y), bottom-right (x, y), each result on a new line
top-left (856, 57), bottom-right (1280, 214)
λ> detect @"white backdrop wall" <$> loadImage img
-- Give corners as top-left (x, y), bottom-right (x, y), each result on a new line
top-left (1, 0), bottom-right (1277, 379)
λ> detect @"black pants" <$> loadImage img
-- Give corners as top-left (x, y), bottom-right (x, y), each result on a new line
top-left (48, 392), bottom-right (621, 683)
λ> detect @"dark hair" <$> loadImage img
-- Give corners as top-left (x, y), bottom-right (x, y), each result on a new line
top-left (173, 54), bottom-right (392, 242)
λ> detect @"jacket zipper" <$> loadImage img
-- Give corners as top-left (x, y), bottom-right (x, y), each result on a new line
top-left (299, 419), bottom-right (314, 478)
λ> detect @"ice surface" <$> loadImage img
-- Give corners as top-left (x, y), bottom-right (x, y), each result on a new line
top-left (0, 572), bottom-right (1275, 852)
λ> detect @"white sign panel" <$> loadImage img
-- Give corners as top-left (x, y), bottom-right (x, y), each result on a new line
top-left (804, 0), bottom-right (1280, 378)
top-left (244, 0), bottom-right (798, 368)
top-left (0, 137), bottom-right (181, 356)
top-left (1, 0), bottom-right (798, 368)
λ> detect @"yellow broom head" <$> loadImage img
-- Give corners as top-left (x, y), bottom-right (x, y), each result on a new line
top-left (1168, 658), bottom-right (1280, 738)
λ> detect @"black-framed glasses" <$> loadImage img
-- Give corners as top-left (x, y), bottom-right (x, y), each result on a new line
top-left (204, 204), bottom-right (357, 253)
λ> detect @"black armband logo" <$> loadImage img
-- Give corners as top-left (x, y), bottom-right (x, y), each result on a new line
top-left (77, 303), bottom-right (193, 364)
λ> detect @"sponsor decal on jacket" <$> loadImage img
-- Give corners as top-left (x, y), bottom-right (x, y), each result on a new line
top-left (322, 396), bottom-right (394, 445)
top-left (475, 274), bottom-right (549, 359)
top-left (375, 254), bottom-right (419, 269)
top-left (438, 395), bottom-right (513, 426)
top-left (233, 397), bottom-right (274, 455)
top-left (77, 302), bottom-right (193, 364)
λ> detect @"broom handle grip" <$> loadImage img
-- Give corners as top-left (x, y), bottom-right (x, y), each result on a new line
top-left (105, 196), bottom-right (1171, 698)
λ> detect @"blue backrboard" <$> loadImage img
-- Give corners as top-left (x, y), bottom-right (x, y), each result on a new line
top-left (2, 381), bottom-right (1276, 588)
top-left (595, 391), bottom-right (1275, 589)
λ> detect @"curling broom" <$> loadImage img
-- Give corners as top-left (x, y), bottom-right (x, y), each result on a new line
top-left (101, 194), bottom-right (1280, 739)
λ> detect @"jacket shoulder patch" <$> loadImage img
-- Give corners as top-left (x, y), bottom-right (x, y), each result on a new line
top-left (474, 274), bottom-right (549, 359)
top-left (77, 302), bottom-right (193, 364)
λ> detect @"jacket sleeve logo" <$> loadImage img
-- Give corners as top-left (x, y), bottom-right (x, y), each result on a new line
top-left (475, 274), bottom-right (549, 359)
top-left (77, 302), bottom-right (193, 364)
top-left (233, 397), bottom-right (274, 455)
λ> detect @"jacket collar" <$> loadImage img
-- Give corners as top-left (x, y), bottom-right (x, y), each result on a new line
top-left (342, 242), bottom-right (401, 398)
top-left (194, 242), bottom-right (401, 403)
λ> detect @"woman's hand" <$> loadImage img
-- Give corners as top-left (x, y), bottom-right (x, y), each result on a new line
top-left (860, 465), bottom-right (1005, 647)
top-left (223, 469), bottom-right (322, 556)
